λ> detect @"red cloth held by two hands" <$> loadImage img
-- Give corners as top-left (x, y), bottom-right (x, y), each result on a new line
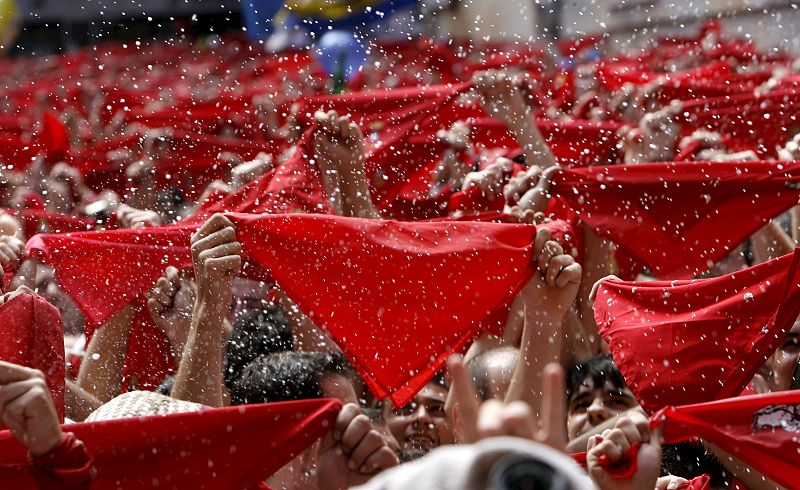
top-left (553, 161), bottom-right (800, 279)
top-left (0, 399), bottom-right (340, 490)
top-left (593, 248), bottom-right (800, 413)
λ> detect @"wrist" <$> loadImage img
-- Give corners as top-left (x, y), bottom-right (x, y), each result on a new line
top-left (29, 430), bottom-right (66, 458)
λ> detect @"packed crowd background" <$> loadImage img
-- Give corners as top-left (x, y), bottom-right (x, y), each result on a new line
top-left (0, 11), bottom-right (800, 490)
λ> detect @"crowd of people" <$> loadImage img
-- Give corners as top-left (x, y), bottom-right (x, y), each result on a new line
top-left (0, 19), bottom-right (800, 489)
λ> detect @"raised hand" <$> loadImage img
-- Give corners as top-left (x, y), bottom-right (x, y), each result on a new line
top-left (586, 413), bottom-right (662, 490)
top-left (0, 234), bottom-right (24, 270)
top-left (116, 203), bottom-right (162, 229)
top-left (147, 266), bottom-right (196, 360)
top-left (0, 361), bottom-right (63, 456)
top-left (316, 403), bottom-right (399, 490)
top-left (190, 213), bottom-right (242, 301)
top-left (447, 354), bottom-right (567, 451)
top-left (461, 157), bottom-right (513, 202)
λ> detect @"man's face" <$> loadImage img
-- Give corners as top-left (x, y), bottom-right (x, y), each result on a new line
top-left (383, 383), bottom-right (454, 461)
top-left (566, 377), bottom-right (639, 440)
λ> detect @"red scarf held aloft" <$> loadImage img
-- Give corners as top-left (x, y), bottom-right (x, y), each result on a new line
top-left (552, 161), bottom-right (800, 279)
top-left (593, 248), bottom-right (800, 414)
top-left (0, 294), bottom-right (65, 421)
top-left (654, 390), bottom-right (800, 490)
top-left (0, 398), bottom-right (340, 490)
top-left (29, 213), bottom-right (558, 406)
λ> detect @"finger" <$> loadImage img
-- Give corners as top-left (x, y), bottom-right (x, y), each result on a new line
top-left (555, 263), bottom-right (582, 289)
top-left (604, 427), bottom-right (632, 454)
top-left (165, 266), bottom-right (181, 286)
top-left (538, 240), bottom-right (564, 273)
top-left (545, 254), bottom-right (573, 288)
top-left (0, 379), bottom-right (41, 415)
top-left (614, 416), bottom-right (645, 448)
top-left (446, 354), bottom-right (480, 443)
top-left (157, 277), bottom-right (177, 299)
top-left (0, 362), bottom-right (42, 384)
top-left (533, 226), bottom-right (551, 259)
top-left (340, 414), bottom-right (372, 454)
top-left (500, 402), bottom-right (537, 440)
top-left (586, 433), bottom-right (603, 451)
top-left (593, 438), bottom-right (623, 464)
top-left (192, 227), bottom-right (237, 256)
top-left (192, 214), bottom-right (235, 242)
top-left (589, 275), bottom-right (621, 304)
top-left (348, 429), bottom-right (385, 471)
top-left (475, 399), bottom-right (506, 439)
top-left (360, 446), bottom-right (399, 474)
top-left (204, 255), bottom-right (242, 276)
top-left (538, 363), bottom-right (566, 450)
top-left (147, 297), bottom-right (166, 317)
top-left (198, 242), bottom-right (242, 262)
top-left (333, 403), bottom-right (361, 441)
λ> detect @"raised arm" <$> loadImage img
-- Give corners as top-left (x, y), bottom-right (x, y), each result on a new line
top-left (171, 213), bottom-right (241, 407)
top-left (76, 305), bottom-right (136, 403)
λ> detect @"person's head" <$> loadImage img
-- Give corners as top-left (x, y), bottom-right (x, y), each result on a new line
top-left (382, 375), bottom-right (454, 462)
top-left (466, 346), bottom-right (519, 401)
top-left (224, 305), bottom-right (293, 391)
top-left (230, 350), bottom-right (358, 406)
top-left (565, 354), bottom-right (640, 440)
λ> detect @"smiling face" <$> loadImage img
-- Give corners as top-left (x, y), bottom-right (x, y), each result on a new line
top-left (566, 377), bottom-right (640, 440)
top-left (383, 383), bottom-right (454, 462)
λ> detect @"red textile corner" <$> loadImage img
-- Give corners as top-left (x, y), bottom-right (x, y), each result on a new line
top-left (594, 249), bottom-right (800, 413)
top-left (227, 213), bottom-right (538, 405)
top-left (554, 161), bottom-right (800, 279)
top-left (28, 213), bottom-right (542, 405)
top-left (0, 294), bottom-right (65, 421)
top-left (655, 391), bottom-right (800, 490)
top-left (0, 398), bottom-right (341, 490)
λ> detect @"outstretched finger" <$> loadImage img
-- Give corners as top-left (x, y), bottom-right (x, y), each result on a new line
top-left (537, 363), bottom-right (567, 450)
top-left (446, 354), bottom-right (480, 443)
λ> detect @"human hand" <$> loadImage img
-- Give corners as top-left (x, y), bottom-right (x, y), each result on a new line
top-left (462, 157), bottom-right (513, 202)
top-left (520, 226), bottom-right (582, 318)
top-left (586, 413), bottom-right (662, 490)
top-left (447, 354), bottom-right (567, 451)
top-left (116, 203), bottom-right (162, 229)
top-left (0, 234), bottom-right (24, 270)
top-left (190, 213), bottom-right (242, 302)
top-left (147, 266), bottom-right (196, 359)
top-left (316, 402), bottom-right (399, 490)
top-left (472, 69), bottom-right (532, 129)
top-left (0, 360), bottom-right (63, 456)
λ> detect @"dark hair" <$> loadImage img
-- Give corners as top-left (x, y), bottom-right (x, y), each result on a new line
top-left (230, 350), bottom-right (354, 405)
top-left (661, 441), bottom-right (730, 486)
top-left (566, 354), bottom-right (629, 402)
top-left (224, 305), bottom-right (293, 391)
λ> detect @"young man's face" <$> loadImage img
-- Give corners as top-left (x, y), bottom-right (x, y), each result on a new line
top-left (566, 377), bottom-right (639, 440)
top-left (383, 383), bottom-right (454, 462)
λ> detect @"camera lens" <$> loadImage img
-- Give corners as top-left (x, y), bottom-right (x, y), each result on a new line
top-left (489, 454), bottom-right (572, 490)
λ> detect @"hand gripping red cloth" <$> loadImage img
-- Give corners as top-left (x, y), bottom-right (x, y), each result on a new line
top-left (0, 398), bottom-right (341, 490)
top-left (552, 161), bottom-right (800, 279)
top-left (0, 293), bottom-right (65, 422)
top-left (654, 390), bottom-right (800, 490)
top-left (29, 212), bottom-right (548, 406)
top-left (593, 248), bottom-right (800, 414)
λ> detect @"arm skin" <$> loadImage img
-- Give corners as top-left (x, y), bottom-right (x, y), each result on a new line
top-left (751, 220), bottom-right (795, 264)
top-left (564, 406), bottom-right (647, 453)
top-left (276, 289), bottom-right (339, 353)
top-left (76, 305), bottom-right (136, 403)
top-left (170, 214), bottom-right (240, 407)
top-left (64, 380), bottom-right (103, 422)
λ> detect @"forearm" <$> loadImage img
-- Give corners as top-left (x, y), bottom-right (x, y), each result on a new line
top-left (565, 407), bottom-right (646, 453)
top-left (508, 114), bottom-right (557, 169)
top-left (64, 380), bottom-right (103, 422)
top-left (341, 169), bottom-right (381, 219)
top-left (504, 306), bottom-right (564, 420)
top-left (751, 220), bottom-right (795, 264)
top-left (278, 290), bottom-right (338, 352)
top-left (577, 225), bottom-right (614, 334)
top-left (77, 305), bottom-right (136, 403)
top-left (171, 297), bottom-right (228, 407)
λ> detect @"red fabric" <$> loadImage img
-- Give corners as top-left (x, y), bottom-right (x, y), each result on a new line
top-left (654, 390), bottom-right (800, 490)
top-left (594, 249), bottom-right (800, 413)
top-left (3, 208), bottom-right (97, 239)
top-left (39, 112), bottom-right (70, 163)
top-left (0, 294), bottom-right (65, 421)
top-left (553, 161), bottom-right (800, 279)
top-left (29, 212), bottom-right (543, 405)
top-left (227, 213), bottom-right (539, 405)
top-left (679, 475), bottom-right (711, 490)
top-left (0, 399), bottom-right (340, 490)
top-left (29, 432), bottom-right (94, 490)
